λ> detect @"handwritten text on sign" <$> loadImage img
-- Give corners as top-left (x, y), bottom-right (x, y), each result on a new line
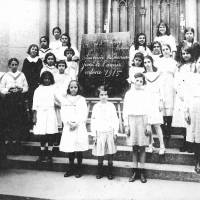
top-left (79, 32), bottom-right (130, 97)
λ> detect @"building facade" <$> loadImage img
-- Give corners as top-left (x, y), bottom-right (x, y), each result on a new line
top-left (0, 0), bottom-right (199, 71)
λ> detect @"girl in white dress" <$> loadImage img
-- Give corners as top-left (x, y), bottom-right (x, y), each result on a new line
top-left (184, 56), bottom-right (200, 173)
top-left (41, 52), bottom-right (58, 78)
top-left (91, 86), bottom-right (119, 180)
top-left (64, 48), bottom-right (79, 80)
top-left (127, 52), bottom-right (145, 85)
top-left (54, 60), bottom-right (72, 145)
top-left (154, 44), bottom-right (177, 138)
top-left (1, 58), bottom-right (29, 144)
top-left (172, 46), bottom-right (195, 152)
top-left (129, 33), bottom-right (152, 66)
top-left (176, 27), bottom-right (200, 62)
top-left (49, 27), bottom-right (62, 51)
top-left (143, 55), bottom-right (165, 155)
top-left (59, 80), bottom-right (88, 178)
top-left (123, 72), bottom-right (152, 183)
top-left (154, 21), bottom-right (177, 59)
top-left (32, 71), bottom-right (58, 163)
top-left (54, 33), bottom-right (79, 62)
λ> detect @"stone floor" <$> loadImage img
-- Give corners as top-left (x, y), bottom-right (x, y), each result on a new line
top-left (0, 169), bottom-right (199, 200)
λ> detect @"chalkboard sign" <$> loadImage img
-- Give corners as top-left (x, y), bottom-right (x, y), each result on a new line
top-left (78, 32), bottom-right (130, 97)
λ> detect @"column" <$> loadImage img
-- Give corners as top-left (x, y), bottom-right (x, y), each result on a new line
top-left (185, 0), bottom-right (197, 40)
top-left (69, 0), bottom-right (78, 47)
top-left (88, 0), bottom-right (95, 34)
top-left (49, 0), bottom-right (59, 40)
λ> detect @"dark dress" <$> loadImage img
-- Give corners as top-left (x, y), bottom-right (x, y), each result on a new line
top-left (1, 72), bottom-right (29, 142)
top-left (175, 41), bottom-right (200, 62)
top-left (22, 57), bottom-right (43, 104)
top-left (22, 57), bottom-right (43, 129)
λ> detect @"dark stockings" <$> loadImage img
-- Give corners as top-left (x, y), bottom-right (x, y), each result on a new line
top-left (162, 116), bottom-right (172, 138)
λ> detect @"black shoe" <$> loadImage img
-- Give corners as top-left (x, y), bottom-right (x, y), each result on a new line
top-left (129, 168), bottom-right (138, 182)
top-left (64, 165), bottom-right (74, 177)
top-left (96, 163), bottom-right (103, 179)
top-left (75, 165), bottom-right (82, 178)
top-left (107, 163), bottom-right (114, 180)
top-left (180, 143), bottom-right (189, 152)
top-left (46, 151), bottom-right (53, 163)
top-left (36, 151), bottom-right (46, 163)
top-left (140, 168), bottom-right (147, 183)
top-left (194, 163), bottom-right (200, 174)
top-left (187, 143), bottom-right (194, 153)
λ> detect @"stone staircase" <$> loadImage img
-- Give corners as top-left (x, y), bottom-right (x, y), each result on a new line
top-left (2, 130), bottom-right (200, 183)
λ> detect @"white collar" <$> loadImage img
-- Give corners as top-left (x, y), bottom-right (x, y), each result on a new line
top-left (45, 65), bottom-right (56, 70)
top-left (39, 48), bottom-right (51, 53)
top-left (27, 56), bottom-right (39, 62)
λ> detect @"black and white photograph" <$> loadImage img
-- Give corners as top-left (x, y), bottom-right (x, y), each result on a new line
top-left (0, 0), bottom-right (200, 199)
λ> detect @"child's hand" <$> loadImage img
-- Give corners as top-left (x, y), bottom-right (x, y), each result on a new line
top-left (184, 111), bottom-right (191, 125)
top-left (32, 117), bottom-right (37, 125)
top-left (93, 136), bottom-right (97, 144)
top-left (145, 124), bottom-right (152, 136)
top-left (113, 135), bottom-right (117, 144)
top-left (16, 86), bottom-right (23, 92)
top-left (69, 122), bottom-right (78, 131)
top-left (8, 87), bottom-right (15, 93)
top-left (72, 56), bottom-right (79, 62)
top-left (124, 126), bottom-right (130, 136)
top-left (159, 101), bottom-right (164, 112)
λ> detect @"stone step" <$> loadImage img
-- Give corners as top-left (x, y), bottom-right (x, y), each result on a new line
top-left (5, 155), bottom-right (200, 183)
top-left (88, 134), bottom-right (184, 149)
top-left (7, 142), bottom-right (195, 166)
top-left (27, 131), bottom-right (185, 149)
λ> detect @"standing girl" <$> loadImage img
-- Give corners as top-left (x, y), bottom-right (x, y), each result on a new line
top-left (129, 33), bottom-right (152, 66)
top-left (55, 33), bottom-right (79, 62)
top-left (39, 36), bottom-right (52, 62)
top-left (32, 71), bottom-right (58, 163)
top-left (127, 52), bottom-right (145, 84)
top-left (54, 60), bottom-right (72, 145)
top-left (1, 58), bottom-right (29, 145)
top-left (173, 46), bottom-right (195, 152)
top-left (184, 56), bottom-right (200, 173)
top-left (59, 80), bottom-right (88, 178)
top-left (143, 55), bottom-right (165, 155)
top-left (91, 86), bottom-right (119, 180)
top-left (64, 48), bottom-right (79, 80)
top-left (155, 44), bottom-right (177, 138)
top-left (22, 44), bottom-right (43, 124)
top-left (123, 72), bottom-right (151, 183)
top-left (176, 27), bottom-right (200, 62)
top-left (41, 52), bottom-right (58, 78)
top-left (154, 21), bottom-right (177, 59)
top-left (49, 27), bottom-right (62, 51)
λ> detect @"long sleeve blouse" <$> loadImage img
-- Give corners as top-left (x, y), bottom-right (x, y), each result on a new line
top-left (60, 95), bottom-right (88, 125)
top-left (91, 102), bottom-right (119, 136)
top-left (0, 71), bottom-right (28, 94)
top-left (154, 35), bottom-right (177, 53)
top-left (123, 87), bottom-right (149, 126)
top-left (129, 45), bottom-right (152, 66)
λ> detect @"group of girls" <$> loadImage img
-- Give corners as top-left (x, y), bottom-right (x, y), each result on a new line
top-left (2, 21), bottom-right (200, 183)
top-left (0, 26), bottom-right (119, 181)
top-left (127, 21), bottom-right (200, 183)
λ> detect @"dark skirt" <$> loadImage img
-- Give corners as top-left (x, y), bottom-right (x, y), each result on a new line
top-left (2, 92), bottom-right (30, 141)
